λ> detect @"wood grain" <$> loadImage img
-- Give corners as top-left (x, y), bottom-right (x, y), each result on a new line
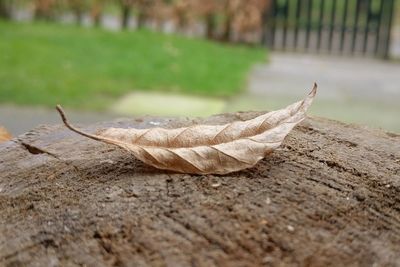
top-left (0, 113), bottom-right (399, 266)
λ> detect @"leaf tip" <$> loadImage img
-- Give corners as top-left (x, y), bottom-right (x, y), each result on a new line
top-left (311, 82), bottom-right (318, 96)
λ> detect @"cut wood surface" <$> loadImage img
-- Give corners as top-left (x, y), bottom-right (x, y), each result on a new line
top-left (0, 112), bottom-right (399, 267)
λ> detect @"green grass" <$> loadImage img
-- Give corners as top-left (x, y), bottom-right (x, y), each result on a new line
top-left (0, 21), bottom-right (266, 110)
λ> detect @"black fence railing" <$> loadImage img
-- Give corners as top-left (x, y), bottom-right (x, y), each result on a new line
top-left (262, 0), bottom-right (396, 58)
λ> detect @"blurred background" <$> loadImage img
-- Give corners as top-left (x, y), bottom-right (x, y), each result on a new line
top-left (0, 0), bottom-right (399, 137)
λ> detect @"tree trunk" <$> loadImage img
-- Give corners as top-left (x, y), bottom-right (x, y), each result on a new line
top-left (136, 11), bottom-right (146, 29)
top-left (205, 13), bottom-right (216, 39)
top-left (176, 12), bottom-right (187, 33)
top-left (1, 113), bottom-right (399, 266)
top-left (0, 0), bottom-right (11, 19)
top-left (34, 0), bottom-right (54, 21)
top-left (93, 12), bottom-right (102, 27)
top-left (121, 4), bottom-right (131, 29)
top-left (74, 8), bottom-right (83, 26)
top-left (91, 2), bottom-right (102, 27)
top-left (222, 13), bottom-right (233, 42)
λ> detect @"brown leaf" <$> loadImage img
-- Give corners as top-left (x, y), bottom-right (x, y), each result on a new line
top-left (0, 126), bottom-right (12, 144)
top-left (56, 83), bottom-right (317, 174)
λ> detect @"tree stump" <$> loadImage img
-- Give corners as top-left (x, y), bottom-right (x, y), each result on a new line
top-left (1, 112), bottom-right (399, 267)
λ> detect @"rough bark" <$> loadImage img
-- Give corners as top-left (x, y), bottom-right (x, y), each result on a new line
top-left (0, 113), bottom-right (399, 267)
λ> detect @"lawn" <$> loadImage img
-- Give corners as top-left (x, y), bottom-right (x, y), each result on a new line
top-left (0, 21), bottom-right (266, 110)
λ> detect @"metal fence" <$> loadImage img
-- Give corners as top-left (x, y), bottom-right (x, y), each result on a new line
top-left (262, 0), bottom-right (396, 58)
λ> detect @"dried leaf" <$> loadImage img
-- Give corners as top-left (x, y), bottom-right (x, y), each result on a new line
top-left (56, 84), bottom-right (317, 174)
top-left (0, 126), bottom-right (12, 144)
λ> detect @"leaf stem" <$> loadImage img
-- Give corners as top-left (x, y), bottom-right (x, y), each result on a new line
top-left (56, 105), bottom-right (104, 142)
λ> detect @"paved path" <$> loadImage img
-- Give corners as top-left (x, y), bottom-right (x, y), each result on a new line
top-left (248, 53), bottom-right (400, 102)
top-left (227, 52), bottom-right (400, 133)
top-left (0, 105), bottom-right (119, 136)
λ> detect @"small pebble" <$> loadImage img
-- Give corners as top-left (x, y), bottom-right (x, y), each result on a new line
top-left (265, 197), bottom-right (271, 205)
top-left (211, 182), bottom-right (221, 188)
top-left (287, 225), bottom-right (295, 232)
top-left (149, 121), bottom-right (161, 126)
top-left (385, 184), bottom-right (391, 188)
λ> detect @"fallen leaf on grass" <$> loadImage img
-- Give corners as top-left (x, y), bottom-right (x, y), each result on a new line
top-left (0, 126), bottom-right (12, 144)
top-left (56, 83), bottom-right (317, 174)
